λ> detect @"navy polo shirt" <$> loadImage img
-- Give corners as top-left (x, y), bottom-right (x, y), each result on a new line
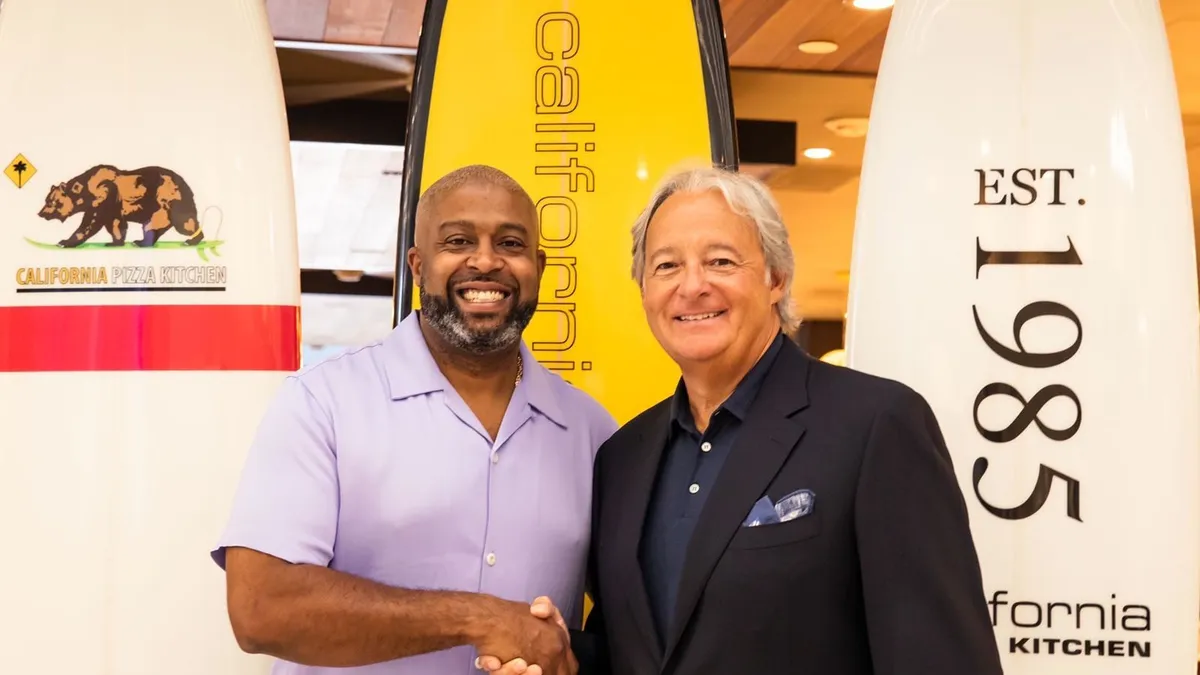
top-left (637, 332), bottom-right (786, 642)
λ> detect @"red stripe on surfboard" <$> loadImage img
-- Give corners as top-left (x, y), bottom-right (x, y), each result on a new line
top-left (0, 305), bottom-right (300, 372)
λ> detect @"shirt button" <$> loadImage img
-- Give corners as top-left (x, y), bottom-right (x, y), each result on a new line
top-left (700, 442), bottom-right (712, 452)
top-left (689, 483), bottom-right (700, 494)
top-left (491, 453), bottom-right (500, 464)
top-left (486, 552), bottom-right (496, 566)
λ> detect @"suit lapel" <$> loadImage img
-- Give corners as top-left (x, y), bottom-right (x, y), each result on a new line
top-left (662, 343), bottom-right (813, 664)
top-left (612, 402), bottom-right (671, 665)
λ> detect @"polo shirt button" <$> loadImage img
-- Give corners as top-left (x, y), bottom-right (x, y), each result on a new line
top-left (491, 453), bottom-right (500, 464)
top-left (700, 442), bottom-right (712, 452)
top-left (689, 483), bottom-right (700, 494)
top-left (486, 552), bottom-right (497, 566)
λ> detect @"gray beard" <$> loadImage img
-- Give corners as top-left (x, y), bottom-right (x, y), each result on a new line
top-left (418, 284), bottom-right (537, 355)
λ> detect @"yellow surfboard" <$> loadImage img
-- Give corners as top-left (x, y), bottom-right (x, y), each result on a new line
top-left (393, 0), bottom-right (736, 426)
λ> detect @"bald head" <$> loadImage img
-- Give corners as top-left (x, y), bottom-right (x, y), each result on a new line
top-left (406, 164), bottom-right (545, 356)
top-left (415, 164), bottom-right (537, 243)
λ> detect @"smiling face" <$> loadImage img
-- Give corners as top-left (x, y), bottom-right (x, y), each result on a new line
top-left (640, 189), bottom-right (784, 368)
top-left (407, 180), bottom-right (545, 355)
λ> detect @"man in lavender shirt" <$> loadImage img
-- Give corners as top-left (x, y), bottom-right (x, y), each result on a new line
top-left (211, 164), bottom-right (617, 675)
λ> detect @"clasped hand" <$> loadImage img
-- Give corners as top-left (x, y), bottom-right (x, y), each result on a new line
top-left (474, 596), bottom-right (575, 675)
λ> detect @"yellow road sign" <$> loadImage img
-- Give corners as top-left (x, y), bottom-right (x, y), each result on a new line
top-left (5, 154), bottom-right (35, 188)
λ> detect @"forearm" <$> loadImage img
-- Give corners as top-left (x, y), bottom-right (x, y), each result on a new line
top-left (229, 551), bottom-right (498, 667)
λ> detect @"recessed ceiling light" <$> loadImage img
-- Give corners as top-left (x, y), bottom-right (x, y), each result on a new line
top-left (798, 40), bottom-right (839, 54)
top-left (803, 147), bottom-right (833, 160)
top-left (824, 116), bottom-right (869, 138)
top-left (850, 0), bottom-right (894, 9)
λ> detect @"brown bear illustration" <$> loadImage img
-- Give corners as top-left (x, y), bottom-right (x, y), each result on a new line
top-left (37, 165), bottom-right (204, 248)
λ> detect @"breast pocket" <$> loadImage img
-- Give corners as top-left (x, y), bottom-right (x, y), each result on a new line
top-left (727, 509), bottom-right (822, 550)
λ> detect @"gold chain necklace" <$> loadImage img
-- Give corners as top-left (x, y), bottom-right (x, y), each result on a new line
top-left (515, 353), bottom-right (523, 385)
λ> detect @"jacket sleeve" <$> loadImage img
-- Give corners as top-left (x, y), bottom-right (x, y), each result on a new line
top-left (854, 386), bottom-right (1004, 675)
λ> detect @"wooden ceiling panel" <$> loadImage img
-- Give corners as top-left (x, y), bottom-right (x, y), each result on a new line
top-left (780, 7), bottom-right (888, 72)
top-left (269, 0), bottom-right (426, 48)
top-left (268, 0), bottom-right (888, 71)
top-left (728, 0), bottom-right (846, 67)
top-left (324, 0), bottom-right (396, 44)
top-left (722, 0), bottom-right (890, 74)
top-left (267, 0), bottom-right (331, 42)
top-left (382, 0), bottom-right (425, 48)
top-left (831, 26), bottom-right (888, 74)
top-left (719, 0), bottom-right (792, 55)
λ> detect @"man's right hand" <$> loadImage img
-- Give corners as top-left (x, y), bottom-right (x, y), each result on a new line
top-left (470, 596), bottom-right (575, 675)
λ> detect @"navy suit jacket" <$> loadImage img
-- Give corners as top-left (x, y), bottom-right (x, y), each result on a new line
top-left (572, 338), bottom-right (1004, 675)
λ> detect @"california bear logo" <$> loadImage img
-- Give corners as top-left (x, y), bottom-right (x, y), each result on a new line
top-left (37, 165), bottom-right (208, 248)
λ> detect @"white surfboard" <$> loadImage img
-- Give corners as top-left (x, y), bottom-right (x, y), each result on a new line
top-left (845, 1), bottom-right (1199, 673)
top-left (0, 0), bottom-right (298, 672)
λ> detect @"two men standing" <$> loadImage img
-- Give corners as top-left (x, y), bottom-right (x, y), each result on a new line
top-left (214, 163), bottom-right (1003, 675)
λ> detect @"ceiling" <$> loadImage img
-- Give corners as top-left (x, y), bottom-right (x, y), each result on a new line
top-left (267, 0), bottom-right (423, 47)
top-left (722, 0), bottom-right (890, 73)
top-left (265, 0), bottom-right (892, 71)
top-left (271, 0), bottom-right (1200, 340)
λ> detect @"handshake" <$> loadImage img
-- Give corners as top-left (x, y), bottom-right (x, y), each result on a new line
top-left (471, 595), bottom-right (577, 675)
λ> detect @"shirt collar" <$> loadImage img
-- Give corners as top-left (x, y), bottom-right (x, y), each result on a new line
top-left (383, 312), bottom-right (568, 428)
top-left (670, 331), bottom-right (786, 432)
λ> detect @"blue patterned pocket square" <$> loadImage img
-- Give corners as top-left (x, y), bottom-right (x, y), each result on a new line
top-left (774, 489), bottom-right (815, 523)
top-left (742, 495), bottom-right (781, 527)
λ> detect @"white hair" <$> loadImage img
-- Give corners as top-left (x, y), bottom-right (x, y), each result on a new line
top-left (629, 165), bottom-right (799, 332)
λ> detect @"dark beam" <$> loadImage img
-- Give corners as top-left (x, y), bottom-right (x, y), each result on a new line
top-left (286, 100), bottom-right (797, 167)
top-left (300, 269), bottom-right (394, 296)
top-left (287, 98), bottom-right (408, 146)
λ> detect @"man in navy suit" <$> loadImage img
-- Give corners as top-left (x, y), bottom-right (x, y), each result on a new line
top-left (558, 166), bottom-right (1002, 675)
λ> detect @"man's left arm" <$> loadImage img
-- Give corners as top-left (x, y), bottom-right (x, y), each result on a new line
top-left (854, 387), bottom-right (1004, 675)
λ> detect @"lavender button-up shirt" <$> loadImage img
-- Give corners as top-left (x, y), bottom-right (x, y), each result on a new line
top-left (212, 313), bottom-right (618, 675)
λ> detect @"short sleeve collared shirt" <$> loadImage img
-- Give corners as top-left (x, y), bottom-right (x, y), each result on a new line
top-left (212, 313), bottom-right (618, 675)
